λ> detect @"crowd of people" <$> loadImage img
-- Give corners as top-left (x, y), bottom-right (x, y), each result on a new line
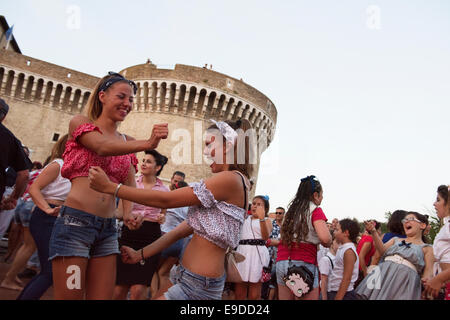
top-left (0, 72), bottom-right (449, 301)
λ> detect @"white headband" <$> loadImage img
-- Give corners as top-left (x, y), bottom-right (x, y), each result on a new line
top-left (209, 119), bottom-right (238, 145)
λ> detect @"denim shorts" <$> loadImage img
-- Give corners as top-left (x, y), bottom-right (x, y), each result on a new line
top-left (165, 264), bottom-right (226, 300)
top-left (49, 206), bottom-right (120, 260)
top-left (14, 199), bottom-right (35, 227)
top-left (276, 259), bottom-right (320, 288)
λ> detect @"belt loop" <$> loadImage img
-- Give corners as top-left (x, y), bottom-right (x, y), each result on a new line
top-left (59, 206), bottom-right (66, 217)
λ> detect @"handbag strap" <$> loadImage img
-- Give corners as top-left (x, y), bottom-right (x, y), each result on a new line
top-left (250, 219), bottom-right (266, 268)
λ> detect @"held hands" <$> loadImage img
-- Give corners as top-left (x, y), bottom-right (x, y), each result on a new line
top-left (157, 213), bottom-right (165, 225)
top-left (124, 213), bottom-right (144, 230)
top-left (120, 245), bottom-right (141, 264)
top-left (422, 276), bottom-right (444, 299)
top-left (148, 123), bottom-right (169, 150)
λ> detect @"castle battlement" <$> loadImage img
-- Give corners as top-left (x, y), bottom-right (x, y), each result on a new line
top-left (0, 48), bottom-right (277, 185)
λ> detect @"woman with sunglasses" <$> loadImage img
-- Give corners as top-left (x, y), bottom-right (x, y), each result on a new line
top-left (48, 72), bottom-right (168, 300)
top-left (355, 212), bottom-right (434, 300)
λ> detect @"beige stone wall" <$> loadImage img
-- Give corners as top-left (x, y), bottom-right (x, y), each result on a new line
top-left (0, 50), bottom-right (269, 193)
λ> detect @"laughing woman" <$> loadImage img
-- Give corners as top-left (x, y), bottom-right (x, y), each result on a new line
top-left (355, 212), bottom-right (434, 300)
top-left (49, 72), bottom-right (168, 300)
top-left (89, 119), bottom-right (253, 300)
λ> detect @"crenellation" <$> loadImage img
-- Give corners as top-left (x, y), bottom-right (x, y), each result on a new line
top-left (0, 48), bottom-right (276, 187)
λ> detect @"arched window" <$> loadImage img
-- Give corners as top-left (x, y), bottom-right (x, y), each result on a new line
top-left (43, 81), bottom-right (54, 105)
top-left (178, 84), bottom-right (186, 112)
top-left (52, 84), bottom-right (64, 108)
top-left (14, 73), bottom-right (25, 98)
top-left (24, 76), bottom-right (35, 100)
top-left (196, 89), bottom-right (207, 116)
top-left (168, 83), bottom-right (177, 112)
top-left (34, 79), bottom-right (44, 102)
top-left (186, 86), bottom-right (197, 115)
top-left (205, 91), bottom-right (216, 118)
top-left (62, 86), bottom-right (72, 109)
top-left (71, 89), bottom-right (81, 112)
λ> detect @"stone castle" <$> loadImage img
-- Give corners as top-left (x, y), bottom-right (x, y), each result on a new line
top-left (0, 16), bottom-right (277, 187)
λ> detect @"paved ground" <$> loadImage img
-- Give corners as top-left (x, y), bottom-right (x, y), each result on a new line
top-left (0, 239), bottom-right (53, 300)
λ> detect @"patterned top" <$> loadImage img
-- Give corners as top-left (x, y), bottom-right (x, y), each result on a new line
top-left (186, 179), bottom-right (246, 250)
top-left (61, 123), bottom-right (138, 184)
top-left (133, 175), bottom-right (170, 221)
top-left (268, 219), bottom-right (281, 261)
top-left (21, 169), bottom-right (41, 202)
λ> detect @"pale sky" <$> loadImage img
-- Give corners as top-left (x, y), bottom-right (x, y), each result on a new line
top-left (1, 0), bottom-right (449, 222)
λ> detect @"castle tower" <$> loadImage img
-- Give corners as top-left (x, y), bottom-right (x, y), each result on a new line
top-left (0, 48), bottom-right (277, 186)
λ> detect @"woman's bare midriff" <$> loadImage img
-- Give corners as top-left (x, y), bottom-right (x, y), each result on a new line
top-left (64, 177), bottom-right (116, 218)
top-left (181, 234), bottom-right (226, 278)
top-left (46, 199), bottom-right (65, 207)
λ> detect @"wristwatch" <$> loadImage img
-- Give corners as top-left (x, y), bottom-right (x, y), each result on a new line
top-left (259, 217), bottom-right (268, 222)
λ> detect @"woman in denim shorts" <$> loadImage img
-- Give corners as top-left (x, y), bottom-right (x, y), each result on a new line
top-left (49, 72), bottom-right (168, 300)
top-left (89, 119), bottom-right (254, 300)
top-left (275, 176), bottom-right (332, 300)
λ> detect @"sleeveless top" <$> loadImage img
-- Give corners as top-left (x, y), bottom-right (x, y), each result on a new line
top-left (40, 159), bottom-right (71, 201)
top-left (186, 171), bottom-right (249, 249)
top-left (382, 239), bottom-right (431, 274)
top-left (61, 123), bottom-right (138, 183)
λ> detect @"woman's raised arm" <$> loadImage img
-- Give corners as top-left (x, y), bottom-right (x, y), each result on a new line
top-left (69, 115), bottom-right (168, 156)
top-left (89, 168), bottom-right (245, 210)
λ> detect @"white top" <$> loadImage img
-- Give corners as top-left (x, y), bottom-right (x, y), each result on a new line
top-left (433, 216), bottom-right (450, 275)
top-left (236, 216), bottom-right (271, 283)
top-left (40, 159), bottom-right (71, 201)
top-left (317, 244), bottom-right (329, 263)
top-left (328, 242), bottom-right (359, 292)
top-left (318, 251), bottom-right (336, 276)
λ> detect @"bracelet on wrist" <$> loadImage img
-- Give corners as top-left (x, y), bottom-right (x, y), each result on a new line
top-left (139, 248), bottom-right (145, 266)
top-left (114, 183), bottom-right (123, 199)
top-left (259, 217), bottom-right (267, 222)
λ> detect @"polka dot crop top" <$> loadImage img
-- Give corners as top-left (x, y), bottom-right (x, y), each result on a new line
top-left (61, 123), bottom-right (138, 184)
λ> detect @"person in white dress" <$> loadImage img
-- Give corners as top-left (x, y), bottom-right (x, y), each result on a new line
top-left (234, 195), bottom-right (272, 300)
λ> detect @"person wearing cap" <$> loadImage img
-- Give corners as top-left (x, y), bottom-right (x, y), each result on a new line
top-left (0, 98), bottom-right (31, 210)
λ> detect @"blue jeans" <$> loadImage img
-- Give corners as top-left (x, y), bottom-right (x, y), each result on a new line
top-left (165, 264), bottom-right (226, 300)
top-left (276, 259), bottom-right (320, 288)
top-left (14, 199), bottom-right (34, 227)
top-left (17, 205), bottom-right (57, 300)
top-left (49, 206), bottom-right (119, 260)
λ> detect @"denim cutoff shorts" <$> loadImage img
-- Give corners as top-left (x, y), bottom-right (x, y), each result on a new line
top-left (276, 259), bottom-right (320, 288)
top-left (49, 206), bottom-right (120, 260)
top-left (165, 263), bottom-right (226, 300)
top-left (14, 199), bottom-right (35, 227)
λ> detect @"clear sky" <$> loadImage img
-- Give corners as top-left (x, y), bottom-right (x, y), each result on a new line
top-left (1, 0), bottom-right (449, 222)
